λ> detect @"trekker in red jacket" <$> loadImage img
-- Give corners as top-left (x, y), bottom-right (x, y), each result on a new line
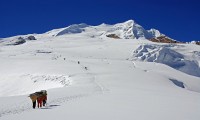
top-left (37, 94), bottom-right (47, 108)
top-left (37, 96), bottom-right (42, 108)
top-left (36, 90), bottom-right (47, 108)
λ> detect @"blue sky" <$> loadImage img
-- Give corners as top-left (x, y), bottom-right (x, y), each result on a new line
top-left (0, 0), bottom-right (199, 42)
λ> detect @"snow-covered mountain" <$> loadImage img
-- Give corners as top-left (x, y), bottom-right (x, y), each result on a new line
top-left (42, 19), bottom-right (163, 39)
top-left (0, 20), bottom-right (200, 120)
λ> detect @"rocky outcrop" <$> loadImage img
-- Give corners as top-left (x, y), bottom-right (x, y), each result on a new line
top-left (27, 36), bottom-right (36, 40)
top-left (106, 34), bottom-right (120, 39)
top-left (12, 38), bottom-right (26, 45)
top-left (150, 36), bottom-right (182, 43)
top-left (195, 41), bottom-right (200, 45)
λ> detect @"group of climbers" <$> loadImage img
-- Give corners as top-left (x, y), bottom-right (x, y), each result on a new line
top-left (29, 90), bottom-right (47, 109)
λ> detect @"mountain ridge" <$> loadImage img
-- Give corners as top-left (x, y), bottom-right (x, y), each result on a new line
top-left (45, 19), bottom-right (163, 39)
top-left (0, 19), bottom-right (199, 45)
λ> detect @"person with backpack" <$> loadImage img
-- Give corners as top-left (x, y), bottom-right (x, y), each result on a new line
top-left (36, 90), bottom-right (47, 108)
top-left (37, 91), bottom-right (47, 108)
top-left (29, 93), bottom-right (38, 109)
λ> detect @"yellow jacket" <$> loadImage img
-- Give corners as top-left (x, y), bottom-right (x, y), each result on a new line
top-left (29, 94), bottom-right (37, 102)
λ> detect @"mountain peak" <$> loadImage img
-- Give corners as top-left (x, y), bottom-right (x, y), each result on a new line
top-left (124, 19), bottom-right (135, 25)
top-left (105, 19), bottom-right (161, 39)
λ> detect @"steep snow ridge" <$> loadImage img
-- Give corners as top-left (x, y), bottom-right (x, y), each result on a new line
top-left (132, 22), bottom-right (148, 39)
top-left (44, 28), bottom-right (66, 37)
top-left (132, 44), bottom-right (200, 77)
top-left (106, 20), bottom-right (135, 39)
top-left (147, 28), bottom-right (162, 38)
top-left (56, 23), bottom-right (89, 36)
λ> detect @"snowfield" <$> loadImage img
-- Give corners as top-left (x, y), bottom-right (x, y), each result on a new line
top-left (0, 20), bottom-right (200, 120)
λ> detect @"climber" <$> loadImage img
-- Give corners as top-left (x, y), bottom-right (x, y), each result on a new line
top-left (29, 93), bottom-right (38, 109)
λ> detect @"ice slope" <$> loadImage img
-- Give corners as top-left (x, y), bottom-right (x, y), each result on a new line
top-left (0, 21), bottom-right (200, 120)
top-left (132, 44), bottom-right (200, 77)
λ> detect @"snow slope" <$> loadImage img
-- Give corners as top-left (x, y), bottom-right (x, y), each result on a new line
top-left (0, 20), bottom-right (200, 120)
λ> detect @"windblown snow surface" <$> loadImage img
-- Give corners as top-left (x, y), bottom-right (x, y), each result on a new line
top-left (0, 20), bottom-right (200, 120)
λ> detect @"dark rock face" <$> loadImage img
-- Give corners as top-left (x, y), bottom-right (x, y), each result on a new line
top-left (150, 36), bottom-right (182, 43)
top-left (13, 39), bottom-right (26, 45)
top-left (27, 36), bottom-right (36, 40)
top-left (106, 34), bottom-right (120, 39)
top-left (196, 41), bottom-right (200, 45)
top-left (18, 37), bottom-right (24, 40)
top-left (150, 36), bottom-right (200, 45)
